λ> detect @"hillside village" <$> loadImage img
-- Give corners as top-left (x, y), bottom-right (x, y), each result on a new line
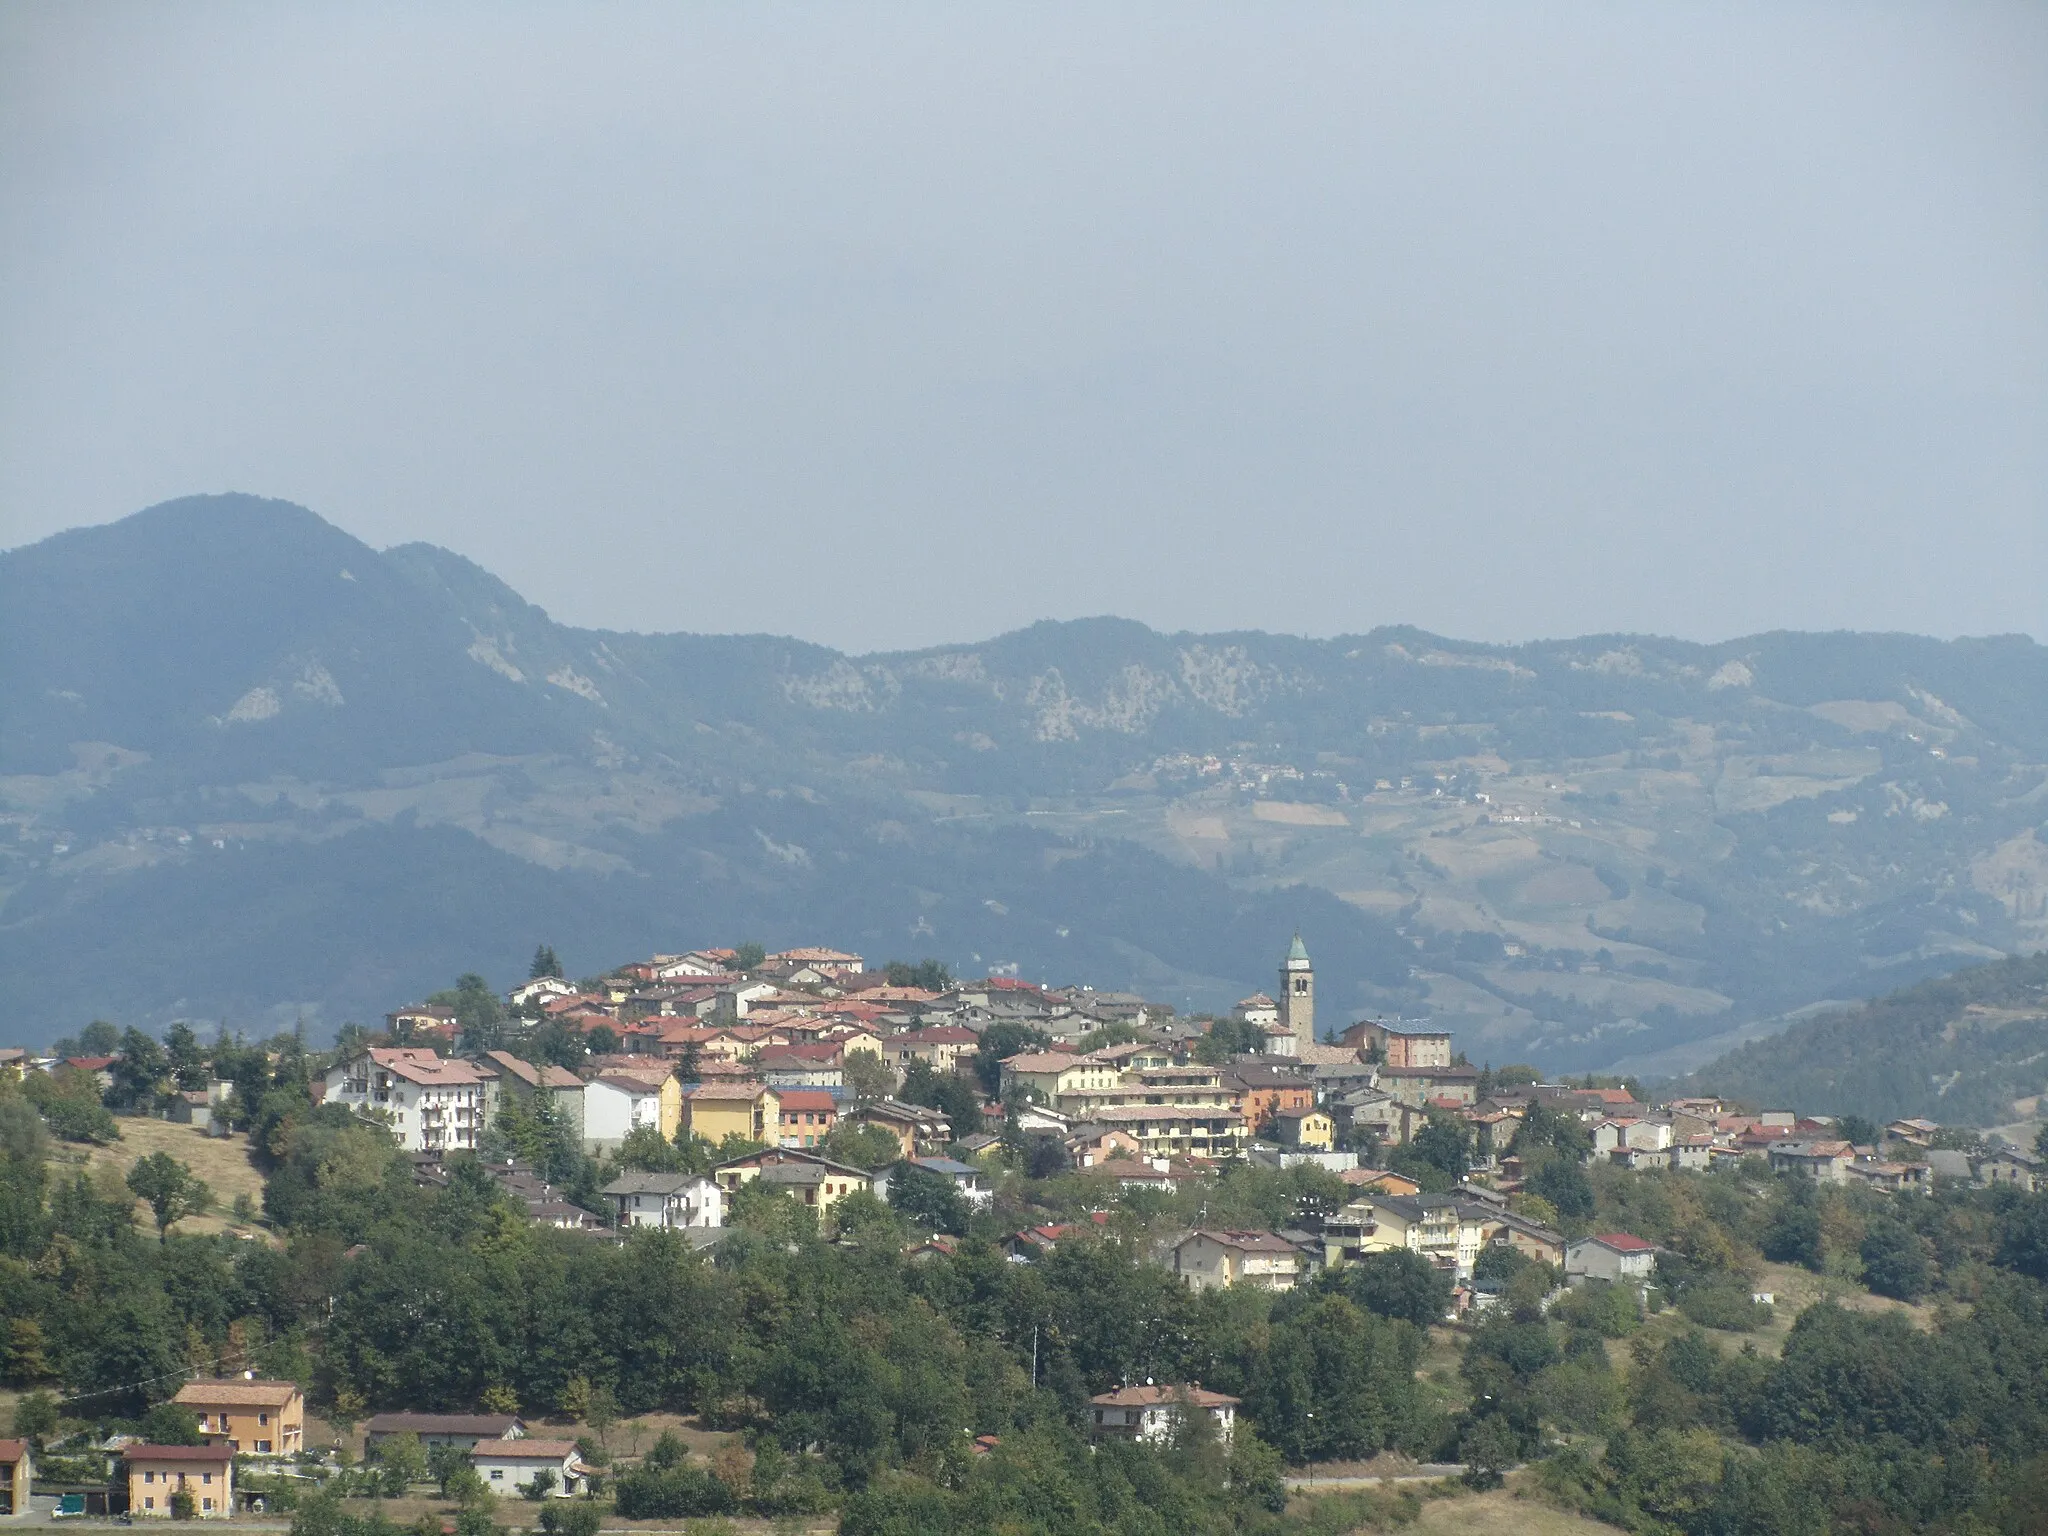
top-left (8, 934), bottom-right (2048, 1530)
top-left (10, 933), bottom-right (2037, 1292)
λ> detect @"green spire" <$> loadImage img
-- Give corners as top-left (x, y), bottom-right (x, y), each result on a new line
top-left (1286, 932), bottom-right (1311, 965)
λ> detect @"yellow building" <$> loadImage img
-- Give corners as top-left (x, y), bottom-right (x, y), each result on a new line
top-left (172, 1379), bottom-right (304, 1456)
top-left (1000, 1051), bottom-right (1120, 1101)
top-left (682, 1081), bottom-right (780, 1145)
top-left (711, 1148), bottom-right (873, 1218)
top-left (0, 1437), bottom-right (31, 1517)
top-left (1274, 1107), bottom-right (1335, 1150)
top-left (126, 1446), bottom-right (234, 1518)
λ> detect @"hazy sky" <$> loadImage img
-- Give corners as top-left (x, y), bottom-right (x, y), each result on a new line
top-left (3, 4), bottom-right (2043, 653)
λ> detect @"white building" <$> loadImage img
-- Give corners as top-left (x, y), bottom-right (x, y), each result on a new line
top-left (322, 1048), bottom-right (485, 1153)
top-left (581, 1074), bottom-right (663, 1153)
top-left (469, 1439), bottom-right (592, 1498)
top-left (600, 1171), bottom-right (724, 1230)
top-left (1565, 1233), bottom-right (1658, 1287)
top-left (1089, 1385), bottom-right (1237, 1445)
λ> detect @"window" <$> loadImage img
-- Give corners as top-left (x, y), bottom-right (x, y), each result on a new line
top-left (256, 1441), bottom-right (272, 1454)
top-left (203, 1474), bottom-right (212, 1485)
top-left (259, 1413), bottom-right (269, 1426)
top-left (144, 1498), bottom-right (155, 1511)
top-left (490, 1470), bottom-right (503, 1481)
top-left (145, 1472), bottom-right (156, 1484)
top-left (203, 1500), bottom-right (214, 1512)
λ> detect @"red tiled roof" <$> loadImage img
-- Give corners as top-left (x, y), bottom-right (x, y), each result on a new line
top-left (126, 1445), bottom-right (235, 1463)
top-left (776, 1090), bottom-right (838, 1112)
top-left (1589, 1232), bottom-right (1655, 1253)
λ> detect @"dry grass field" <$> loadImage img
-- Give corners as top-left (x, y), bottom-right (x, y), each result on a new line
top-left (47, 1114), bottom-right (271, 1239)
top-left (1411, 1484), bottom-right (1621, 1534)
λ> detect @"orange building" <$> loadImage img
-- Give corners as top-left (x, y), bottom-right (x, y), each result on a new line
top-left (173, 1379), bottom-right (304, 1456)
top-left (1224, 1065), bottom-right (1315, 1136)
top-left (126, 1445), bottom-right (234, 1518)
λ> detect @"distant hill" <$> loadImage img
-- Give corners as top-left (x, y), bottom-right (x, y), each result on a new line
top-left (2, 493), bottom-right (2045, 1055)
top-left (1688, 952), bottom-right (2048, 1126)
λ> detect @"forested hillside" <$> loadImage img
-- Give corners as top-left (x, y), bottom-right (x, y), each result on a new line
top-left (1691, 952), bottom-right (2048, 1125)
top-left (4, 493), bottom-right (2045, 1063)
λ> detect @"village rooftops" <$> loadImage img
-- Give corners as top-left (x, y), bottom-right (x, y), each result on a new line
top-left (1583, 1232), bottom-right (1656, 1254)
top-left (1000, 1051), bottom-right (1082, 1072)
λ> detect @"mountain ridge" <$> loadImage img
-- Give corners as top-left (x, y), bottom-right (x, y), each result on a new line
top-left (2, 493), bottom-right (2043, 1055)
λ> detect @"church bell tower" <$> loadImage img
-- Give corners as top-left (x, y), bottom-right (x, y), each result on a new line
top-left (1279, 933), bottom-right (1314, 1052)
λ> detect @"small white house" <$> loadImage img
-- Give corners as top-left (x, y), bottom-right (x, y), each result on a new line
top-left (469, 1439), bottom-right (591, 1498)
top-left (1089, 1385), bottom-right (1238, 1446)
top-left (601, 1171), bottom-right (724, 1229)
top-left (1565, 1233), bottom-right (1658, 1287)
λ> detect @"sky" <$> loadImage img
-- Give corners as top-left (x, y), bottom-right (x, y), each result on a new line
top-left (2, 3), bottom-right (2043, 654)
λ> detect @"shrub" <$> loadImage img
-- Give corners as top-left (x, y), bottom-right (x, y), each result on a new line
top-left (1677, 1284), bottom-right (1773, 1332)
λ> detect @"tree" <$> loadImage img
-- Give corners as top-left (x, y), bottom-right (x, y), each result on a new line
top-left (139, 1401), bottom-right (204, 1445)
top-left (530, 945), bottom-right (564, 980)
top-left (1761, 1201), bottom-right (1824, 1271)
top-left (1193, 1017), bottom-right (1266, 1065)
top-left (842, 1052), bottom-right (895, 1105)
top-left (733, 942), bottom-right (767, 973)
top-left (884, 1160), bottom-right (968, 1236)
top-left (1337, 1249), bottom-right (1454, 1327)
top-left (673, 1040), bottom-right (703, 1085)
top-left (1460, 1412), bottom-right (1520, 1489)
top-left (9, 1390), bottom-right (58, 1445)
top-left (373, 1429), bottom-right (428, 1496)
top-left (899, 1059), bottom-right (982, 1138)
top-left (77, 1020), bottom-right (121, 1057)
top-left (109, 1027), bottom-right (170, 1110)
top-left (447, 974), bottom-right (506, 1053)
top-left (1397, 1114), bottom-right (1471, 1181)
top-left (127, 1151), bottom-right (210, 1240)
top-left (585, 1382), bottom-right (618, 1450)
top-left (883, 959), bottom-right (951, 991)
top-left (1530, 1156), bottom-right (1594, 1222)
top-left (585, 1024), bottom-right (620, 1057)
top-left (971, 1023), bottom-right (1050, 1097)
top-left (518, 1467), bottom-right (557, 1501)
top-left (1860, 1218), bottom-right (1931, 1301)
top-left (822, 1122), bottom-right (905, 1170)
top-left (163, 1023), bottom-right (209, 1093)
top-left (1837, 1113), bottom-right (1880, 1147)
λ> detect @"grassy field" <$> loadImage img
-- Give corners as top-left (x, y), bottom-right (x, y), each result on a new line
top-left (47, 1114), bottom-right (271, 1239)
top-left (1411, 1483), bottom-right (1620, 1534)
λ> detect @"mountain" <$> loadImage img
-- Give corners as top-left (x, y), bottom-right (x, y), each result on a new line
top-left (3, 493), bottom-right (2045, 1058)
top-left (1688, 952), bottom-right (2048, 1127)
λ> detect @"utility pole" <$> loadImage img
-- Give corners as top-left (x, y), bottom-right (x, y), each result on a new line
top-left (1031, 1322), bottom-right (1039, 1388)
